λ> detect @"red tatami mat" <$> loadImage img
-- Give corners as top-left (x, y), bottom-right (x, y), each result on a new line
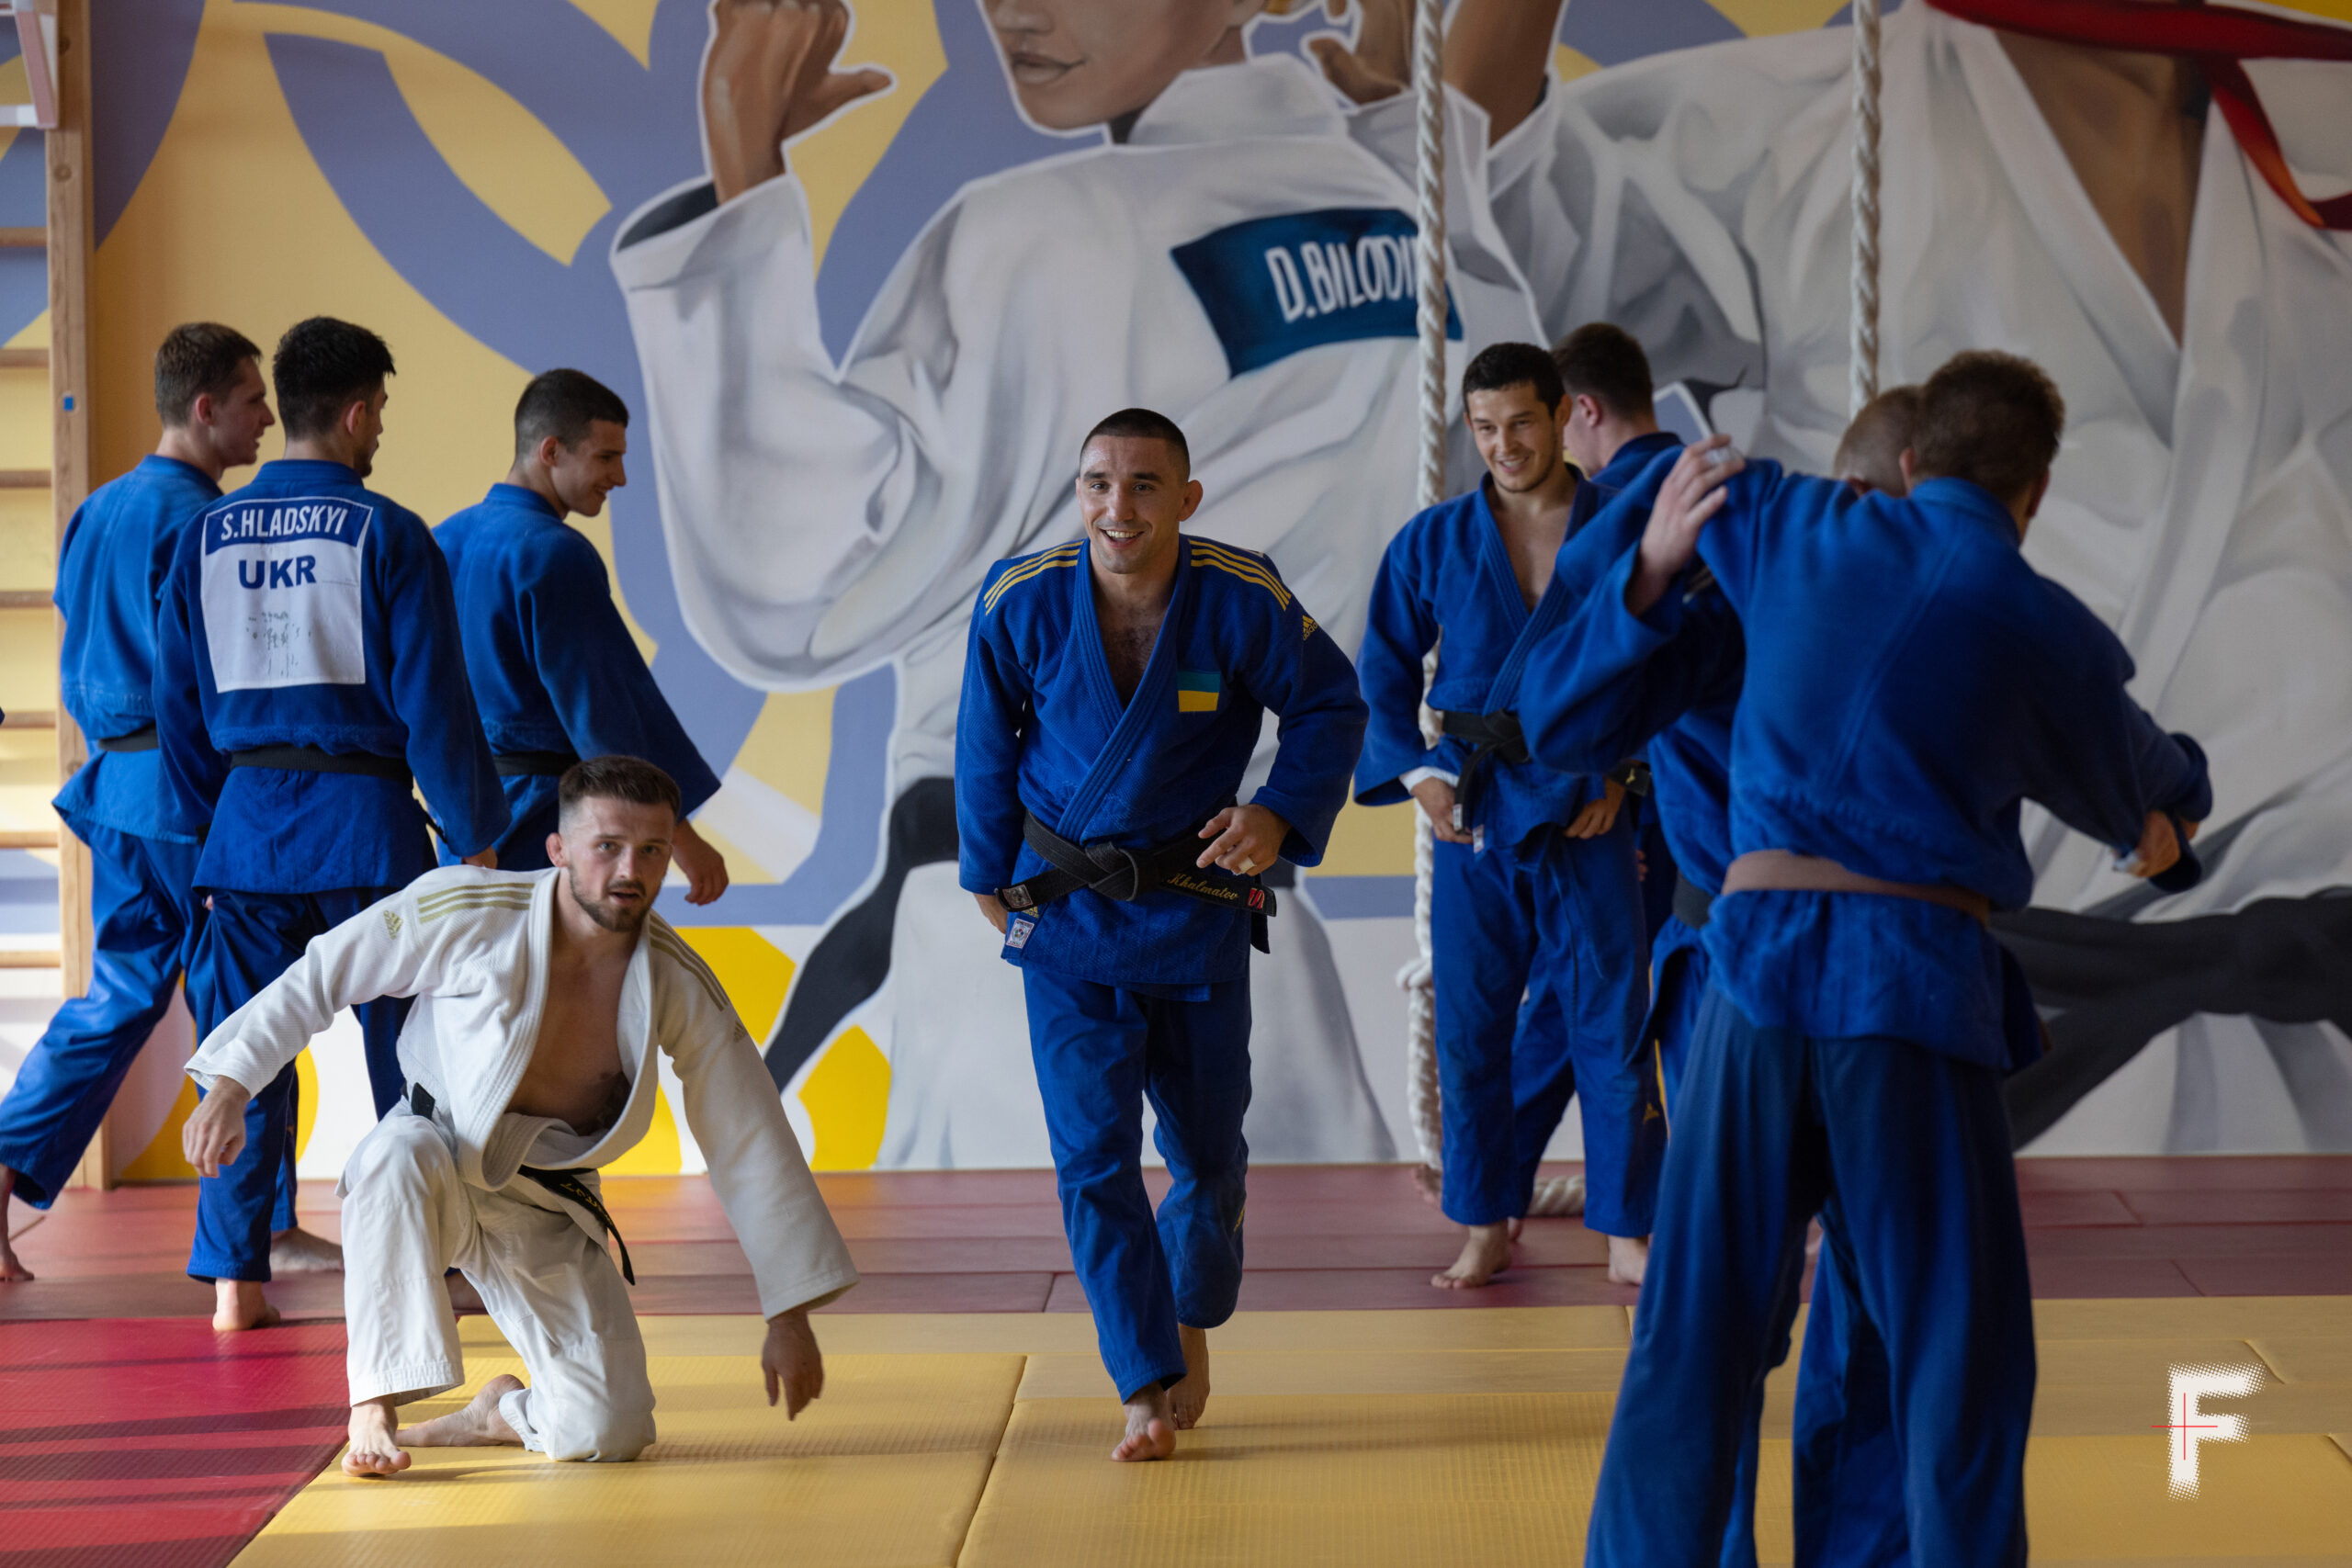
top-left (0, 1317), bottom-right (350, 1568)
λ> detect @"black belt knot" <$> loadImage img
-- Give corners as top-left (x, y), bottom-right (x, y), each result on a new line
top-left (999, 809), bottom-right (1276, 953)
top-left (1437, 710), bottom-right (1530, 832)
top-left (407, 1083), bottom-right (634, 1285)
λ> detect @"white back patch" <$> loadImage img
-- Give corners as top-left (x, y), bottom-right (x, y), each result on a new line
top-left (199, 495), bottom-right (372, 690)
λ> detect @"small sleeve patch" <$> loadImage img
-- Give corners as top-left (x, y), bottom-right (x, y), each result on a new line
top-left (381, 908), bottom-right (403, 939)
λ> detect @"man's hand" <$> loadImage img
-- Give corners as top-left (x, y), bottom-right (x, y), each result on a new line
top-left (1408, 775), bottom-right (1475, 844)
top-left (1626, 435), bottom-right (1743, 615)
top-left (1198, 804), bottom-right (1291, 874)
top-left (461, 847), bottom-right (498, 871)
top-left (2121, 810), bottom-right (2194, 879)
top-left (973, 891), bottom-right (1010, 935)
top-left (1307, 0), bottom-right (1412, 104)
top-left (703, 0), bottom-right (892, 204)
top-left (762, 1306), bottom-right (825, 1418)
top-left (1565, 777), bottom-right (1625, 840)
top-left (183, 1078), bottom-right (254, 1178)
top-left (671, 818), bottom-right (731, 906)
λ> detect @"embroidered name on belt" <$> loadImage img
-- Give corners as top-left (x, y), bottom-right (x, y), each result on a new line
top-left (1177, 669), bottom-right (1221, 714)
top-left (1172, 208), bottom-right (1463, 378)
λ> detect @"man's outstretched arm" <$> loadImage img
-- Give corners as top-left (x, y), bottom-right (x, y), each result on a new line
top-left (182, 879), bottom-right (458, 1173)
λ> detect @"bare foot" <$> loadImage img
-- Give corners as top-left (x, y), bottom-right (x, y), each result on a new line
top-left (1433, 1222), bottom-right (1512, 1289)
top-left (1113, 1384), bottom-right (1177, 1461)
top-left (343, 1396), bottom-right (412, 1477)
top-left (1412, 1163), bottom-right (1442, 1210)
top-left (1607, 1233), bottom-right (1649, 1287)
top-left (1169, 1325), bottom-right (1211, 1430)
top-left (214, 1279), bottom-right (281, 1331)
top-left (1507, 1217), bottom-right (1524, 1242)
top-left (0, 1167), bottom-right (32, 1281)
top-left (399, 1374), bottom-right (525, 1449)
top-left (270, 1225), bottom-right (344, 1273)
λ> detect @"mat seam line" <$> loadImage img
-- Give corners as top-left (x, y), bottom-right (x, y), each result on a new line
top-left (950, 1351), bottom-right (1023, 1567)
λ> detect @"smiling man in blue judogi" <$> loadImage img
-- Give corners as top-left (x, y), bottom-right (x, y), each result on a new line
top-left (956, 408), bottom-right (1365, 1463)
top-left (1355, 342), bottom-right (1658, 1294)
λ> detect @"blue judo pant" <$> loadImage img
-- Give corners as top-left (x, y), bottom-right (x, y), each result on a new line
top-left (1589, 987), bottom-right (2033, 1568)
top-left (1645, 955), bottom-right (1904, 1568)
top-left (0, 825), bottom-right (258, 1209)
top-left (1023, 968), bottom-right (1250, 1402)
top-left (1431, 821), bottom-right (1657, 1234)
top-left (186, 886), bottom-right (410, 1283)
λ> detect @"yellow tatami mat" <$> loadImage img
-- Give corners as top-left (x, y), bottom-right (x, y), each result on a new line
top-left (234, 1300), bottom-right (2352, 1568)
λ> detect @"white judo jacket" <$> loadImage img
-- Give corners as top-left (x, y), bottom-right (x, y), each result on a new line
top-left (1489, 5), bottom-right (2352, 1145)
top-left (614, 51), bottom-right (1544, 794)
top-left (185, 867), bottom-right (858, 1318)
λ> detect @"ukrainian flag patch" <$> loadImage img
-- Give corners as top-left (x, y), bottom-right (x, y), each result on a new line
top-left (1177, 670), bottom-right (1221, 713)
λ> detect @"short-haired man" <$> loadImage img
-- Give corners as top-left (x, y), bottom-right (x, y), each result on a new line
top-left (435, 369), bottom-right (729, 898)
top-left (1522, 383), bottom-right (1926, 1558)
top-left (1580, 353), bottom-right (2212, 1564)
top-left (181, 756), bottom-right (856, 1475)
top-left (1356, 343), bottom-right (1657, 1293)
top-left (1552, 322), bottom-right (1680, 491)
top-left (0, 324), bottom-right (300, 1282)
top-left (1551, 321), bottom-right (1686, 942)
top-left (957, 409), bottom-right (1366, 1461)
top-left (156, 316), bottom-right (510, 1329)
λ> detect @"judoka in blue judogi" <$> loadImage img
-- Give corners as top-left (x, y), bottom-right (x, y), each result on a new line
top-left (1356, 343), bottom-right (1657, 1291)
top-left (1526, 385), bottom-right (1927, 1565)
top-left (0, 325), bottom-right (287, 1280)
top-left (435, 369), bottom-right (725, 895)
top-left (957, 409), bottom-right (1364, 1461)
top-left (1583, 356), bottom-right (2212, 1566)
top-left (153, 319), bottom-right (507, 1326)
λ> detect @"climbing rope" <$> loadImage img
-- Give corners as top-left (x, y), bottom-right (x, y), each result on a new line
top-left (1850, 0), bottom-right (1883, 413)
top-left (1399, 0), bottom-right (1448, 1179)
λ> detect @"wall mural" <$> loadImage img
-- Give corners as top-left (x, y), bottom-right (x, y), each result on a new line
top-left (6, 0), bottom-right (2346, 1176)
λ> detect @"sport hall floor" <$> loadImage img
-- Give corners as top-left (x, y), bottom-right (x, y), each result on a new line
top-left (5, 1158), bottom-right (2350, 1568)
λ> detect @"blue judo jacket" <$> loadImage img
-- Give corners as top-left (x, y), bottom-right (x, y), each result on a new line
top-left (52, 456), bottom-right (219, 844)
top-left (435, 483), bottom-right (720, 824)
top-left (957, 535), bottom-right (1367, 991)
top-left (1354, 477), bottom-right (1619, 850)
top-left (1652, 463), bottom-right (2211, 1067)
top-left (154, 457), bottom-right (508, 892)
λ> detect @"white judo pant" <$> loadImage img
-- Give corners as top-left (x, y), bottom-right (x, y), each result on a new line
top-left (340, 1110), bottom-right (656, 1461)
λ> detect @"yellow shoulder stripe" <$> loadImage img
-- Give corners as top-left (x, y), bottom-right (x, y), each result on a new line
top-left (1190, 541), bottom-right (1292, 607)
top-left (982, 543), bottom-right (1083, 614)
top-left (418, 893), bottom-right (535, 924)
top-left (650, 928), bottom-right (736, 1016)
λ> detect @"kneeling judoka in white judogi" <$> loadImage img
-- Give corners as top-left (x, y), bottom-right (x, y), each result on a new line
top-left (180, 756), bottom-right (858, 1476)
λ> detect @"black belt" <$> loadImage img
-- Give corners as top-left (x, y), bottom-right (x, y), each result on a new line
top-left (998, 809), bottom-right (1275, 953)
top-left (493, 750), bottom-right (579, 778)
top-left (229, 744), bottom-right (412, 784)
top-left (1436, 710), bottom-right (1530, 832)
top-left (407, 1083), bottom-right (634, 1285)
top-left (1673, 873), bottom-right (1714, 931)
top-left (96, 726), bottom-right (159, 753)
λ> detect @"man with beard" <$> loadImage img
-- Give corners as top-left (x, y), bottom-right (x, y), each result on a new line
top-left (179, 757), bottom-right (858, 1477)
